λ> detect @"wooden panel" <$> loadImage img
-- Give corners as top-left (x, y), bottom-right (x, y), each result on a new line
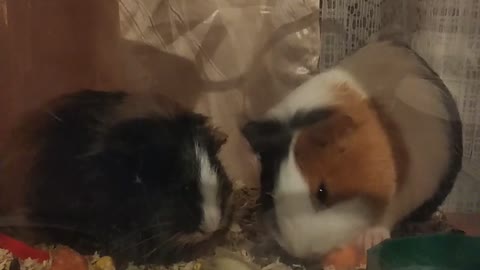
top-left (0, 0), bottom-right (120, 141)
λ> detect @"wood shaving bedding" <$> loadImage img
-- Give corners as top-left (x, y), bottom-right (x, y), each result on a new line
top-left (0, 182), bottom-right (459, 270)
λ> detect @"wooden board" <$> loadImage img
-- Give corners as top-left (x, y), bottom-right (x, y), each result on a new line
top-left (0, 0), bottom-right (120, 142)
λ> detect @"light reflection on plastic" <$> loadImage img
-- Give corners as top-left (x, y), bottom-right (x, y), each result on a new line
top-left (260, 5), bottom-right (271, 15)
top-left (204, 9), bottom-right (220, 24)
top-left (296, 66), bottom-right (310, 75)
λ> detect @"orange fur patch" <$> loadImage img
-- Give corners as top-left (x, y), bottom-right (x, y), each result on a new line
top-left (293, 84), bottom-right (397, 212)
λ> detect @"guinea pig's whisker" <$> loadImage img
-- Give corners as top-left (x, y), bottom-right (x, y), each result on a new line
top-left (168, 233), bottom-right (183, 245)
top-left (116, 222), bottom-right (173, 240)
top-left (150, 233), bottom-right (187, 254)
top-left (115, 231), bottom-right (172, 252)
top-left (143, 247), bottom-right (158, 259)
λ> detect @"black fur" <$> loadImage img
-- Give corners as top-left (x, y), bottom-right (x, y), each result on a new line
top-left (242, 119), bottom-right (291, 212)
top-left (0, 89), bottom-right (232, 266)
top-left (242, 108), bottom-right (335, 212)
top-left (290, 108), bottom-right (335, 129)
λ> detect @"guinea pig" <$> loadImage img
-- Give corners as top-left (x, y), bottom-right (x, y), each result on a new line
top-left (242, 39), bottom-right (462, 259)
top-left (0, 89), bottom-right (233, 266)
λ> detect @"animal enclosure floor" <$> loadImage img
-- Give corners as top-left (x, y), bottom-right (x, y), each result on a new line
top-left (0, 186), bottom-right (462, 270)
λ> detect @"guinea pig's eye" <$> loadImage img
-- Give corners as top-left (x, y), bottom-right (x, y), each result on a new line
top-left (183, 183), bottom-right (195, 192)
top-left (316, 184), bottom-right (328, 203)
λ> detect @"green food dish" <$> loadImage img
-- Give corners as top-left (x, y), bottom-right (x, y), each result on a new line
top-left (366, 234), bottom-right (480, 270)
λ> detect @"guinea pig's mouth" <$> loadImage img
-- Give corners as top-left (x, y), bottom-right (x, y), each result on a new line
top-left (253, 210), bottom-right (321, 267)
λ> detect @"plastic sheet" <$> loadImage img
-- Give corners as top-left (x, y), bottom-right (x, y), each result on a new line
top-left (0, 0), bottom-right (479, 269)
top-left (116, 0), bottom-right (480, 202)
top-left (118, 0), bottom-right (322, 187)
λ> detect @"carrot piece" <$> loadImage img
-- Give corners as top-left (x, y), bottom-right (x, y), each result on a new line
top-left (322, 244), bottom-right (364, 270)
top-left (50, 246), bottom-right (88, 270)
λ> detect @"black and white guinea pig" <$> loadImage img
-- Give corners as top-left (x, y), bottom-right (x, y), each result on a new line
top-left (242, 39), bottom-right (462, 259)
top-left (0, 89), bottom-right (233, 266)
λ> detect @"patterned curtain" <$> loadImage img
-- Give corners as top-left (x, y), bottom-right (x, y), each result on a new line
top-left (316, 0), bottom-right (480, 214)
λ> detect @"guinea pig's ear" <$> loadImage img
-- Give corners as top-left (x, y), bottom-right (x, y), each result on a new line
top-left (182, 112), bottom-right (227, 152)
top-left (241, 119), bottom-right (291, 154)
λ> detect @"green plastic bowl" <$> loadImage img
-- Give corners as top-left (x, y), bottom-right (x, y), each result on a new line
top-left (366, 234), bottom-right (480, 270)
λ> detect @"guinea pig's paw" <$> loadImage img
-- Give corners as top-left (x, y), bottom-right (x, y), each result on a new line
top-left (356, 226), bottom-right (391, 254)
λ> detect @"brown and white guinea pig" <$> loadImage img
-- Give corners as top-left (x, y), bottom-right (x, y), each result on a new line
top-left (0, 89), bottom-right (233, 266)
top-left (241, 39), bottom-right (462, 259)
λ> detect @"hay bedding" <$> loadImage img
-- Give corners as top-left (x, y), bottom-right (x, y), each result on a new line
top-left (0, 183), bottom-right (460, 270)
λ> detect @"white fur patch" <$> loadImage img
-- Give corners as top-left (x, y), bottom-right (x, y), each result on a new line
top-left (274, 135), bottom-right (315, 214)
top-left (272, 135), bottom-right (374, 258)
top-left (266, 68), bottom-right (367, 122)
top-left (195, 143), bottom-right (221, 233)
